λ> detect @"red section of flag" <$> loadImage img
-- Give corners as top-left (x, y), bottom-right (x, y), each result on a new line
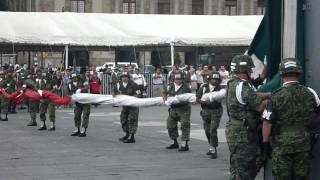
top-left (42, 91), bottom-right (71, 105)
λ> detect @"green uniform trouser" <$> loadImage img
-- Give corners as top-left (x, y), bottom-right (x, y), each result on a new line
top-left (0, 96), bottom-right (9, 115)
top-left (226, 123), bottom-right (259, 180)
top-left (201, 107), bottom-right (223, 147)
top-left (29, 100), bottom-right (40, 123)
top-left (167, 105), bottom-right (191, 141)
top-left (74, 103), bottom-right (90, 129)
top-left (120, 106), bottom-right (139, 134)
top-left (39, 99), bottom-right (55, 122)
top-left (272, 148), bottom-right (310, 180)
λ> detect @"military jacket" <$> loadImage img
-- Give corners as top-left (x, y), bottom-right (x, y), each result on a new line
top-left (196, 83), bottom-right (222, 109)
top-left (24, 79), bottom-right (37, 90)
top-left (163, 82), bottom-right (191, 107)
top-left (36, 78), bottom-right (58, 92)
top-left (227, 76), bottom-right (261, 123)
top-left (112, 80), bottom-right (139, 96)
top-left (262, 82), bottom-right (318, 153)
top-left (68, 80), bottom-right (89, 94)
top-left (4, 76), bottom-right (16, 93)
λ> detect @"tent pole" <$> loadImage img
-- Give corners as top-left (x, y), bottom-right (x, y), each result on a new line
top-left (170, 43), bottom-right (174, 66)
top-left (65, 45), bottom-right (69, 70)
top-left (28, 51), bottom-right (31, 69)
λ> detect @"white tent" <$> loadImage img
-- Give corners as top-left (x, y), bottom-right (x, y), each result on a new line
top-left (0, 12), bottom-right (262, 47)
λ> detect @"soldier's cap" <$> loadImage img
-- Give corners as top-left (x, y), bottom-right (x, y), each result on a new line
top-left (174, 74), bottom-right (182, 79)
top-left (279, 58), bottom-right (302, 75)
top-left (207, 72), bottom-right (221, 80)
top-left (71, 73), bottom-right (77, 78)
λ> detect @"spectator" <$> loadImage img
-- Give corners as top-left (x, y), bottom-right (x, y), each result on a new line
top-left (218, 65), bottom-right (229, 87)
top-left (89, 72), bottom-right (101, 94)
top-left (131, 69), bottom-right (146, 98)
top-left (189, 67), bottom-right (198, 93)
top-left (196, 65), bottom-right (204, 91)
top-left (152, 67), bottom-right (165, 97)
top-left (210, 65), bottom-right (217, 72)
top-left (167, 65), bottom-right (177, 83)
top-left (201, 65), bottom-right (209, 83)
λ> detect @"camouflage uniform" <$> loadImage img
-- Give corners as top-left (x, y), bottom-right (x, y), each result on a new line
top-left (113, 72), bottom-right (140, 143)
top-left (0, 71), bottom-right (8, 121)
top-left (24, 75), bottom-right (39, 126)
top-left (262, 59), bottom-right (319, 180)
top-left (196, 72), bottom-right (223, 158)
top-left (226, 55), bottom-right (263, 180)
top-left (69, 74), bottom-right (91, 137)
top-left (0, 69), bottom-right (16, 121)
top-left (37, 72), bottom-right (58, 131)
top-left (163, 72), bottom-right (192, 151)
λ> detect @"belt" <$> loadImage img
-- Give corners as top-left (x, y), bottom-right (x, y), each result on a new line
top-left (229, 118), bottom-right (244, 125)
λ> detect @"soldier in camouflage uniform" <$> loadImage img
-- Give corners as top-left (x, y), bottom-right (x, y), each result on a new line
top-left (24, 72), bottom-right (40, 126)
top-left (196, 71), bottom-right (223, 159)
top-left (37, 71), bottom-right (58, 131)
top-left (0, 69), bottom-right (16, 121)
top-left (262, 58), bottom-right (319, 180)
top-left (69, 73), bottom-right (91, 137)
top-left (112, 72), bottom-right (140, 143)
top-left (0, 70), bottom-right (8, 121)
top-left (226, 55), bottom-right (269, 180)
top-left (163, 71), bottom-right (192, 152)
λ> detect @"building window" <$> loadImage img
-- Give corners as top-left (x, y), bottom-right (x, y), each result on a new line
top-left (192, 0), bottom-right (204, 15)
top-left (71, 0), bottom-right (85, 13)
top-left (257, 0), bottom-right (265, 15)
top-left (123, 0), bottom-right (136, 14)
top-left (225, 0), bottom-right (237, 15)
top-left (158, 0), bottom-right (171, 14)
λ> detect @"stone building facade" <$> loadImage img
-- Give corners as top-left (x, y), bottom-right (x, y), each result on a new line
top-left (6, 0), bottom-right (265, 68)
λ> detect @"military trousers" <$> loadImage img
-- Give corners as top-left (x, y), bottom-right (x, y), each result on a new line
top-left (226, 123), bottom-right (259, 180)
top-left (0, 96), bottom-right (9, 115)
top-left (74, 103), bottom-right (91, 129)
top-left (39, 99), bottom-right (55, 122)
top-left (120, 106), bottom-right (139, 134)
top-left (272, 148), bottom-right (310, 180)
top-left (29, 100), bottom-right (39, 123)
top-left (201, 107), bottom-right (223, 147)
top-left (167, 105), bottom-right (191, 141)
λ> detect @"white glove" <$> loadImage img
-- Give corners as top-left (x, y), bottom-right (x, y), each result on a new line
top-left (76, 89), bottom-right (81, 94)
top-left (37, 90), bottom-right (43, 97)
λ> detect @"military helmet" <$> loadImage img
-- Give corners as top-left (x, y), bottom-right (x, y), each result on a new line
top-left (207, 71), bottom-right (221, 81)
top-left (230, 55), bottom-right (254, 73)
top-left (174, 71), bottom-right (185, 79)
top-left (279, 58), bottom-right (302, 75)
top-left (71, 73), bottom-right (78, 79)
top-left (120, 71), bottom-right (130, 78)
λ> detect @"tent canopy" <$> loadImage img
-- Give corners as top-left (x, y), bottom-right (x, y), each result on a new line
top-left (0, 12), bottom-right (262, 47)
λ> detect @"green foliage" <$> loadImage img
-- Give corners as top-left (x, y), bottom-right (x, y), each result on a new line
top-left (162, 51), bottom-right (181, 65)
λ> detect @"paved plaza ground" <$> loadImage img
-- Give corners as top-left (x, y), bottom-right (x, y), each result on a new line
top-left (0, 105), bottom-right (263, 180)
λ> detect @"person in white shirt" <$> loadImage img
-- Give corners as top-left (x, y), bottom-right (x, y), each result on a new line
top-left (219, 65), bottom-right (229, 88)
top-left (152, 67), bottom-right (165, 97)
top-left (131, 69), bottom-right (147, 98)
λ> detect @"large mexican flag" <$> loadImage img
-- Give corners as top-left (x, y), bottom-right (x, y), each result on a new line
top-left (248, 0), bottom-right (304, 92)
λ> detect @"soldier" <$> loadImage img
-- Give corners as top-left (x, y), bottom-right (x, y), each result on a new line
top-left (69, 73), bottom-right (91, 137)
top-left (24, 72), bottom-right (40, 126)
top-left (226, 55), bottom-right (269, 180)
top-left (0, 70), bottom-right (8, 121)
top-left (37, 71), bottom-right (58, 131)
top-left (262, 58), bottom-right (319, 180)
top-left (163, 71), bottom-right (192, 152)
top-left (196, 71), bottom-right (223, 159)
top-left (112, 72), bottom-right (140, 143)
top-left (0, 69), bottom-right (16, 121)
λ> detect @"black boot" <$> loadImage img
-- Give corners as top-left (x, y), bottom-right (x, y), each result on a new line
top-left (166, 139), bottom-right (179, 149)
top-left (210, 147), bottom-right (217, 159)
top-left (27, 121), bottom-right (37, 126)
top-left (71, 128), bottom-right (80, 136)
top-left (38, 124), bottom-right (47, 131)
top-left (178, 141), bottom-right (189, 152)
top-left (48, 127), bottom-right (56, 131)
top-left (123, 134), bottom-right (135, 143)
top-left (79, 128), bottom-right (87, 137)
top-left (119, 133), bottom-right (129, 142)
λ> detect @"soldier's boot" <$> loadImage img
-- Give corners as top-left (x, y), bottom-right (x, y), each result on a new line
top-left (38, 121), bottom-right (47, 131)
top-left (210, 147), bottom-right (218, 159)
top-left (206, 146), bottom-right (214, 155)
top-left (0, 114), bottom-right (8, 121)
top-left (79, 128), bottom-right (87, 137)
top-left (71, 127), bottom-right (80, 136)
top-left (166, 139), bottom-right (179, 149)
top-left (119, 132), bottom-right (129, 142)
top-left (48, 122), bottom-right (55, 131)
top-left (123, 134), bottom-right (135, 143)
top-left (27, 120), bottom-right (37, 126)
top-left (178, 141), bottom-right (189, 152)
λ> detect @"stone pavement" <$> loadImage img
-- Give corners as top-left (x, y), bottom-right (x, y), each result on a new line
top-left (0, 105), bottom-right (263, 180)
